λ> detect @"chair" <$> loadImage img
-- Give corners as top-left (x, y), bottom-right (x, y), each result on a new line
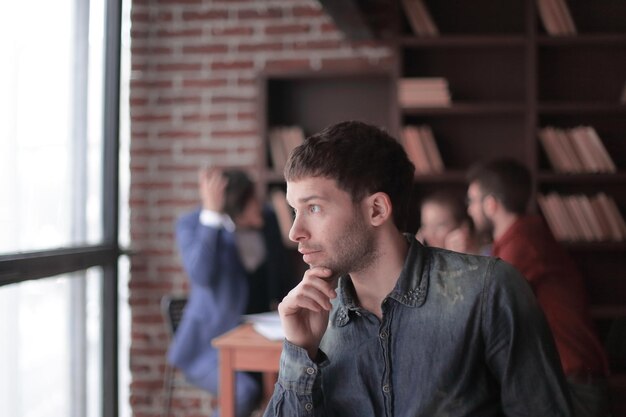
top-left (161, 295), bottom-right (188, 417)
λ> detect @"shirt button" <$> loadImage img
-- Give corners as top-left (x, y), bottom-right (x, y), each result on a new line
top-left (379, 331), bottom-right (388, 339)
top-left (306, 367), bottom-right (316, 375)
top-left (305, 402), bottom-right (313, 411)
top-left (382, 384), bottom-right (390, 393)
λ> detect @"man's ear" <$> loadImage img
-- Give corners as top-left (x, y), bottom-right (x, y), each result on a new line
top-left (366, 192), bottom-right (392, 226)
top-left (482, 194), bottom-right (498, 217)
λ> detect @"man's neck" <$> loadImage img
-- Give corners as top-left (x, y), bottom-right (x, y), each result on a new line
top-left (493, 212), bottom-right (520, 241)
top-left (349, 232), bottom-right (409, 319)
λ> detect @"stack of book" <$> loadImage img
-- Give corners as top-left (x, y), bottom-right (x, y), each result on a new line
top-left (536, 0), bottom-right (577, 36)
top-left (538, 126), bottom-right (616, 173)
top-left (268, 126), bottom-right (305, 174)
top-left (399, 78), bottom-right (451, 108)
top-left (538, 192), bottom-right (626, 242)
top-left (401, 125), bottom-right (444, 174)
top-left (401, 0), bottom-right (438, 37)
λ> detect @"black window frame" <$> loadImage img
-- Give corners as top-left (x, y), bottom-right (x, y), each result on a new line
top-left (0, 0), bottom-right (123, 416)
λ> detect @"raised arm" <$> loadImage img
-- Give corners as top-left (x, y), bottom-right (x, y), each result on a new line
top-left (263, 266), bottom-right (337, 417)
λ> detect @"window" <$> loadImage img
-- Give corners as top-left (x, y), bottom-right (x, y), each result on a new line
top-left (0, 0), bottom-right (123, 416)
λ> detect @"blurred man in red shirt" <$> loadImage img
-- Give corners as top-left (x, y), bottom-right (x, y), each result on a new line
top-left (466, 158), bottom-right (610, 417)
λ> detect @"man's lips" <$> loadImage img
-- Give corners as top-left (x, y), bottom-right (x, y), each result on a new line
top-left (299, 248), bottom-right (321, 261)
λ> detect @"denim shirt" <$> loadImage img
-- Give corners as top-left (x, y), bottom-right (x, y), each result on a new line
top-left (263, 236), bottom-right (573, 417)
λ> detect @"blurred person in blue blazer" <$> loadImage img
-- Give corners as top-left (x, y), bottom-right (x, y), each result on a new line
top-left (167, 167), bottom-right (295, 417)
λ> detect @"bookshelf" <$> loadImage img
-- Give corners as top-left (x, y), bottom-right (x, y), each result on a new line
top-left (257, 0), bottom-right (626, 411)
top-left (394, 0), bottom-right (626, 413)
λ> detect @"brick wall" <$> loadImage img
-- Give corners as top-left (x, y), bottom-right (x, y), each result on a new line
top-left (128, 0), bottom-right (392, 415)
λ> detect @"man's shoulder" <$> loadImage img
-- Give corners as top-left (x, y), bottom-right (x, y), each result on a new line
top-left (426, 247), bottom-right (528, 291)
top-left (176, 207), bottom-right (202, 229)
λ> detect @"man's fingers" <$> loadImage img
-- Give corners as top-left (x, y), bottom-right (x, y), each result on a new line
top-left (281, 284), bottom-right (333, 314)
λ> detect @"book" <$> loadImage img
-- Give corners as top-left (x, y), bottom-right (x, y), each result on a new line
top-left (583, 126), bottom-right (616, 173)
top-left (576, 194), bottom-right (605, 241)
top-left (594, 193), bottom-right (626, 241)
top-left (398, 77), bottom-right (451, 107)
top-left (402, 125), bottom-right (431, 173)
top-left (590, 194), bottom-right (621, 241)
top-left (401, 0), bottom-right (439, 37)
top-left (554, 0), bottom-right (577, 34)
top-left (568, 127), bottom-right (602, 172)
top-left (268, 126), bottom-right (305, 174)
top-left (243, 311), bottom-right (284, 341)
top-left (537, 0), bottom-right (576, 36)
top-left (563, 195), bottom-right (595, 241)
top-left (419, 125), bottom-right (444, 173)
top-left (539, 127), bottom-right (568, 172)
top-left (538, 193), bottom-right (567, 240)
top-left (536, 0), bottom-right (560, 35)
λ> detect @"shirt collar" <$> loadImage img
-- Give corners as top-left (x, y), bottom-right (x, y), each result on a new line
top-left (334, 234), bottom-right (429, 326)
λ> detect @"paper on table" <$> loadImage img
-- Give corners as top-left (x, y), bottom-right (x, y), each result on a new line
top-left (243, 311), bottom-right (284, 341)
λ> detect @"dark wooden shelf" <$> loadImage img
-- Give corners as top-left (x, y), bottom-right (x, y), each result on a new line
top-left (561, 241), bottom-right (626, 252)
top-left (413, 171), bottom-right (466, 183)
top-left (537, 172), bottom-right (626, 184)
top-left (402, 102), bottom-right (525, 116)
top-left (399, 35), bottom-right (526, 47)
top-left (537, 34), bottom-right (626, 46)
top-left (538, 102), bottom-right (626, 114)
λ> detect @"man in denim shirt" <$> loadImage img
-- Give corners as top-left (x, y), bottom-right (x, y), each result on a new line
top-left (263, 121), bottom-right (573, 417)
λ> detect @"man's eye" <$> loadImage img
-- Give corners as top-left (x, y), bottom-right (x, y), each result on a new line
top-left (309, 205), bottom-right (320, 214)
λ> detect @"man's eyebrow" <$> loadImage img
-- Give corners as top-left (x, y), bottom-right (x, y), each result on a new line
top-left (287, 195), bottom-right (327, 207)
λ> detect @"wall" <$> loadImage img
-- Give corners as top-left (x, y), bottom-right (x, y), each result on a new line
top-left (128, 0), bottom-right (392, 415)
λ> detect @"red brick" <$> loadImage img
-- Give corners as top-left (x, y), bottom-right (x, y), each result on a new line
top-left (211, 95), bottom-right (255, 105)
top-left (264, 23), bottom-right (310, 36)
top-left (157, 0), bottom-right (201, 5)
top-left (182, 10), bottom-right (228, 21)
top-left (182, 112), bottom-right (228, 122)
top-left (293, 5), bottom-right (324, 18)
top-left (293, 39), bottom-right (343, 50)
top-left (155, 28), bottom-right (203, 39)
top-left (237, 42), bottom-right (283, 53)
top-left (237, 8), bottom-right (282, 19)
top-left (157, 130), bottom-right (201, 139)
top-left (155, 62), bottom-right (203, 72)
top-left (182, 44), bottom-right (229, 55)
top-left (210, 26), bottom-right (254, 37)
top-left (237, 111), bottom-right (256, 121)
top-left (156, 95), bottom-right (202, 106)
top-left (264, 58), bottom-right (310, 71)
top-left (210, 60), bottom-right (254, 71)
top-left (131, 113), bottom-right (172, 123)
top-left (131, 79), bottom-right (174, 89)
top-left (211, 129), bottom-right (256, 139)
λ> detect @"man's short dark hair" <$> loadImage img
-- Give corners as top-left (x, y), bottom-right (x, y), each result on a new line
top-left (466, 158), bottom-right (531, 215)
top-left (223, 169), bottom-right (255, 219)
top-left (284, 120), bottom-right (415, 230)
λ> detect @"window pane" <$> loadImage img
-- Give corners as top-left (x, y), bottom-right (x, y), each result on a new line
top-left (0, 269), bottom-right (103, 417)
top-left (0, 0), bottom-right (105, 253)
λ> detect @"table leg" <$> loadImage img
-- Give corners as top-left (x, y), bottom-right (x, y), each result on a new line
top-left (219, 349), bottom-right (235, 417)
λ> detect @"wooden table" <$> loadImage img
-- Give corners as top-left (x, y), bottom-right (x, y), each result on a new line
top-left (212, 323), bottom-right (282, 417)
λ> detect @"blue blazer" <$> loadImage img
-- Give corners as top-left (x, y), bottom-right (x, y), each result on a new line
top-left (167, 205), bottom-right (293, 387)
